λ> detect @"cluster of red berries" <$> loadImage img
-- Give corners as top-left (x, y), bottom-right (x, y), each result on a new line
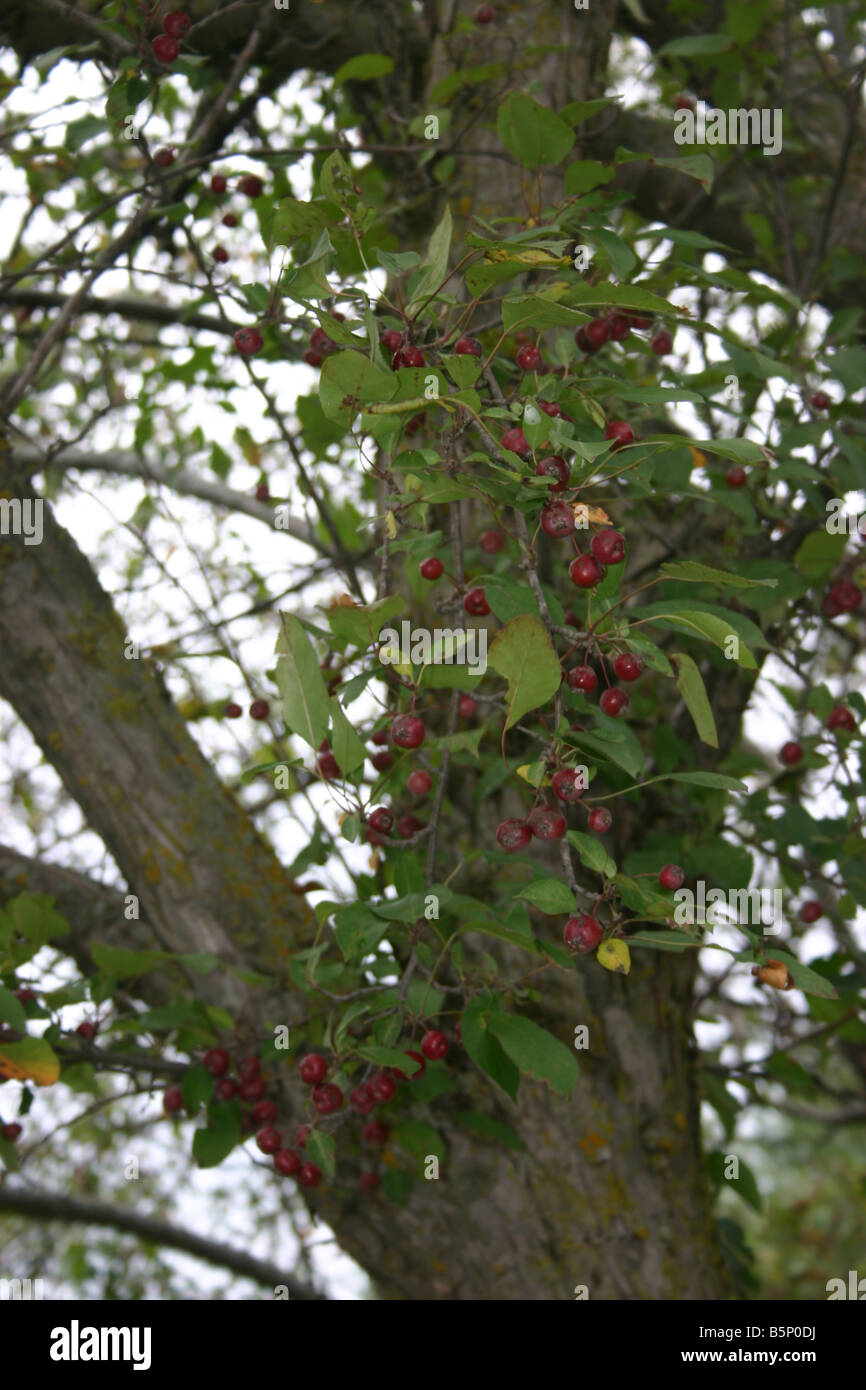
top-left (225, 699), bottom-right (270, 720)
top-left (780, 706), bottom-right (859, 766)
top-left (304, 311), bottom-right (345, 368)
top-left (151, 10), bottom-right (190, 65)
top-left (574, 312), bottom-right (671, 358)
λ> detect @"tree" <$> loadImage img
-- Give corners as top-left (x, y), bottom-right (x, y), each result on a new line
top-left (1, 0), bottom-right (864, 1302)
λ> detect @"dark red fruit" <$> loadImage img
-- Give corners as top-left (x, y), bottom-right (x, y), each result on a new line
top-left (297, 1163), bottom-right (322, 1188)
top-left (464, 587), bottom-right (490, 616)
top-left (480, 529), bottom-right (505, 552)
top-left (420, 1030), bottom-right (448, 1061)
top-left (590, 529), bottom-right (624, 565)
top-left (163, 11), bottom-right (191, 39)
top-left (151, 34), bottom-right (180, 63)
top-left (303, 349), bottom-right (324, 368)
top-left (210, 174), bottom-right (227, 194)
top-left (527, 806), bottom-right (567, 840)
top-left (651, 329), bottom-right (673, 356)
top-left (599, 687), bottom-right (628, 717)
top-left (501, 427), bottom-right (531, 459)
top-left (363, 1120), bottom-right (389, 1144)
top-left (397, 813), bottom-right (423, 838)
top-left (222, 212), bottom-right (237, 227)
top-left (252, 1100), bottom-right (278, 1126)
top-left (203, 1048), bottom-right (230, 1077)
top-left (380, 328), bottom-right (404, 353)
top-left (604, 420), bottom-right (634, 449)
top-left (391, 714), bottom-right (425, 749)
top-left (541, 502), bottom-right (574, 538)
top-left (830, 580), bottom-right (861, 611)
top-left (608, 314), bottom-right (630, 342)
top-left (368, 807), bottom-right (394, 835)
top-left (239, 1076), bottom-right (265, 1102)
top-left (359, 1171), bottom-right (381, 1194)
top-left (367, 1072), bottom-right (397, 1104)
top-left (567, 666), bottom-right (598, 693)
top-left (536, 455), bottom-right (570, 492)
top-left (153, 148), bottom-right (175, 168)
top-left (780, 741), bottom-right (803, 766)
top-left (674, 94), bottom-right (695, 111)
top-left (474, 3), bottom-right (495, 21)
top-left (811, 390), bottom-right (831, 410)
top-left (454, 336), bottom-right (482, 356)
top-left (214, 1078), bottom-right (237, 1102)
top-left (588, 807), bottom-right (612, 833)
top-left (255, 483), bottom-right (270, 502)
top-left (294, 1124), bottom-right (311, 1149)
top-left (552, 768), bottom-right (586, 802)
top-left (14, 988), bottom-right (35, 1004)
top-left (539, 399), bottom-right (565, 417)
top-left (392, 345), bottom-right (425, 369)
top-left (613, 652), bottom-right (643, 682)
top-left (274, 1147), bottom-right (301, 1176)
top-left (249, 699), bottom-right (269, 720)
top-left (575, 326), bottom-right (594, 353)
top-left (163, 1085), bottom-right (184, 1115)
top-left (564, 915), bottom-right (602, 952)
top-left (420, 556), bottom-right (444, 581)
top-left (1, 1122), bottom-right (23, 1142)
top-left (370, 750), bottom-right (394, 772)
top-left (407, 769), bottom-right (432, 797)
top-left (350, 1086), bottom-right (375, 1114)
top-left (821, 593), bottom-right (843, 619)
top-left (658, 863), bottom-right (685, 891)
top-left (828, 706), bottom-right (856, 732)
top-left (370, 727), bottom-right (389, 746)
top-left (585, 319), bottom-right (609, 350)
top-left (238, 1055), bottom-right (260, 1081)
top-left (234, 327), bottom-right (263, 356)
top-left (299, 1053), bottom-right (328, 1085)
top-left (798, 901), bottom-right (822, 924)
top-left (569, 555), bottom-right (603, 589)
top-left (76, 1021), bottom-right (98, 1041)
top-left (318, 751), bottom-right (340, 778)
top-left (311, 1083), bottom-right (343, 1114)
top-left (725, 465), bottom-right (747, 489)
top-left (496, 819), bottom-right (532, 852)
top-left (238, 174), bottom-right (264, 198)
top-left (310, 326), bottom-right (337, 356)
top-left (225, 701), bottom-right (242, 718)
top-left (392, 1050), bottom-right (426, 1082)
top-left (458, 693), bottom-right (478, 718)
top-left (516, 343), bottom-right (543, 372)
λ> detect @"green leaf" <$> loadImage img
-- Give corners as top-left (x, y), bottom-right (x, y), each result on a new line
top-left (272, 198), bottom-right (341, 243)
top-left (332, 53), bottom-right (395, 85)
top-left (407, 203), bottom-right (453, 313)
top-left (65, 114), bottom-right (106, 153)
top-left (328, 594), bottom-right (404, 649)
top-left (306, 1128), bottom-right (337, 1176)
top-left (319, 351), bottom-right (397, 424)
top-left (515, 878), bottom-right (575, 914)
top-left (91, 943), bottom-right (166, 979)
top-left (487, 1011), bottom-right (579, 1095)
top-left (192, 1109), bottom-right (239, 1168)
top-left (567, 831), bottom-right (617, 879)
top-left (182, 1064), bottom-right (214, 1114)
top-left (794, 530), bottom-right (848, 583)
top-left (461, 999), bottom-right (519, 1100)
top-left (275, 613), bottom-right (331, 749)
top-left (635, 607), bottom-right (757, 669)
top-left (671, 651), bottom-right (719, 748)
top-left (382, 1169), bottom-right (412, 1205)
top-left (660, 561), bottom-right (777, 590)
top-left (0, 987), bottom-right (27, 1032)
top-left (569, 726), bottom-right (645, 779)
top-left (334, 906), bottom-right (389, 963)
top-left (393, 1120), bottom-right (446, 1163)
top-left (487, 614), bottom-right (561, 730)
top-left (329, 695), bottom-right (367, 775)
top-left (588, 227), bottom-right (637, 279)
top-left (658, 33), bottom-right (734, 56)
top-left (497, 94), bottom-right (575, 169)
top-left (564, 160), bottom-right (615, 196)
top-left (455, 1111), bottom-right (524, 1150)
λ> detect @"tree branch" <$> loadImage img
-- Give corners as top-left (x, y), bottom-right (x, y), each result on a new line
top-left (0, 1185), bottom-right (326, 1299)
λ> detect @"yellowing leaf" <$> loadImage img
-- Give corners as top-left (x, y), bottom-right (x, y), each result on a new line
top-left (0, 1037), bottom-right (60, 1087)
top-left (574, 503), bottom-right (611, 526)
top-left (690, 446), bottom-right (707, 470)
top-left (596, 939), bottom-right (631, 974)
top-left (385, 510), bottom-right (397, 539)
